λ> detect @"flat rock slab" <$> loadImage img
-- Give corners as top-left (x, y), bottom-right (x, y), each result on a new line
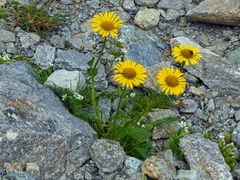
top-left (180, 134), bottom-right (232, 180)
top-left (0, 62), bottom-right (96, 179)
top-left (186, 0), bottom-right (240, 25)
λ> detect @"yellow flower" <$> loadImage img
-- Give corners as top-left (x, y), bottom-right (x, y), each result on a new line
top-left (114, 60), bottom-right (147, 89)
top-left (157, 68), bottom-right (187, 96)
top-left (172, 44), bottom-right (202, 66)
top-left (90, 12), bottom-right (123, 38)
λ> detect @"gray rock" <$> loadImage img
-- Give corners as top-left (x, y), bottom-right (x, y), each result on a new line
top-left (226, 47), bottom-right (240, 66)
top-left (45, 69), bottom-right (86, 91)
top-left (235, 110), bottom-right (240, 122)
top-left (119, 25), bottom-right (162, 67)
top-left (180, 134), bottom-right (232, 180)
top-left (98, 98), bottom-right (111, 121)
top-left (176, 169), bottom-right (201, 180)
top-left (0, 0), bottom-right (7, 6)
top-left (180, 99), bottom-right (199, 114)
top-left (54, 49), bottom-right (91, 71)
top-left (26, 163), bottom-right (40, 176)
top-left (90, 139), bottom-right (125, 173)
top-left (1, 170), bottom-right (39, 180)
top-left (142, 150), bottom-right (176, 180)
top-left (189, 86), bottom-right (207, 96)
top-left (0, 28), bottom-right (15, 43)
top-left (18, 31), bottom-right (40, 49)
top-left (134, 8), bottom-right (160, 30)
top-left (122, 0), bottom-right (138, 12)
top-left (233, 123), bottom-right (240, 148)
top-left (0, 62), bottom-right (95, 179)
top-left (186, 0), bottom-right (240, 25)
top-left (165, 9), bottom-right (181, 21)
top-left (16, 0), bottom-right (29, 5)
top-left (135, 0), bottom-right (159, 7)
top-left (158, 0), bottom-right (185, 10)
top-left (65, 37), bottom-right (84, 51)
top-left (94, 63), bottom-right (108, 89)
top-left (170, 36), bottom-right (240, 96)
top-left (123, 156), bottom-right (142, 176)
top-left (34, 44), bottom-right (56, 67)
top-left (206, 99), bottom-right (215, 112)
top-left (50, 35), bottom-right (65, 49)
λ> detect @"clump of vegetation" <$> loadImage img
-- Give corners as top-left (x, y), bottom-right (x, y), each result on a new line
top-left (166, 122), bottom-right (191, 160)
top-left (204, 131), bottom-right (238, 171)
top-left (0, 1), bottom-right (62, 36)
top-left (32, 65), bottom-right (53, 84)
top-left (11, 1), bottom-right (61, 35)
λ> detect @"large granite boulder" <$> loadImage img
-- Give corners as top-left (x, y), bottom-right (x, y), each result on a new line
top-left (0, 62), bottom-right (96, 179)
top-left (186, 0), bottom-right (240, 26)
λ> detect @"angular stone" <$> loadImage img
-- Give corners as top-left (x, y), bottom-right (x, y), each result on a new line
top-left (0, 62), bottom-right (95, 179)
top-left (189, 86), bottom-right (207, 96)
top-left (176, 169), bottom-right (201, 180)
top-left (34, 44), bottom-right (55, 67)
top-left (180, 134), bottom-right (232, 180)
top-left (0, 0), bottom-right (7, 6)
top-left (26, 163), bottom-right (40, 176)
top-left (235, 110), bottom-right (240, 122)
top-left (233, 123), bottom-right (240, 148)
top-left (45, 69), bottom-right (86, 91)
top-left (50, 35), bottom-right (65, 49)
top-left (1, 170), bottom-right (39, 180)
top-left (135, 0), bottom-right (159, 7)
top-left (122, 0), bottom-right (138, 12)
top-left (180, 99), bottom-right (199, 114)
top-left (226, 47), bottom-right (240, 65)
top-left (90, 139), bottom-right (125, 173)
top-left (3, 163), bottom-right (24, 171)
top-left (170, 36), bottom-right (240, 96)
top-left (134, 8), bottom-right (160, 30)
top-left (142, 150), bottom-right (176, 180)
top-left (119, 25), bottom-right (163, 67)
top-left (0, 28), bottom-right (15, 43)
top-left (158, 0), bottom-right (185, 10)
top-left (186, 0), bottom-right (240, 25)
top-left (123, 156), bottom-right (142, 176)
top-left (18, 31), bottom-right (40, 49)
top-left (54, 49), bottom-right (91, 71)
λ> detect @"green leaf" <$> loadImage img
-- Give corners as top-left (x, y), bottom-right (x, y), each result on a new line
top-left (151, 117), bottom-right (178, 127)
top-left (127, 126), bottom-right (152, 143)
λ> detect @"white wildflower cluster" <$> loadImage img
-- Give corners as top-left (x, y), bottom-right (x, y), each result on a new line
top-left (179, 121), bottom-right (191, 132)
top-left (0, 52), bottom-right (10, 61)
top-left (73, 92), bottom-right (84, 101)
top-left (129, 92), bottom-right (136, 98)
top-left (62, 94), bottom-right (68, 101)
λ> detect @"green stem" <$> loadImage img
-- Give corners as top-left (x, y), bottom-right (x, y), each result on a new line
top-left (116, 87), bottom-right (126, 117)
top-left (179, 63), bottom-right (185, 72)
top-left (91, 37), bottom-right (107, 135)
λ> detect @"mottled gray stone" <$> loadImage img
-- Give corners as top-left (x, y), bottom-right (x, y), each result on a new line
top-left (0, 29), bottom-right (15, 43)
top-left (142, 150), bottom-right (176, 180)
top-left (98, 98), bottom-right (111, 121)
top-left (50, 35), bottom-right (65, 49)
top-left (1, 170), bottom-right (39, 180)
top-left (233, 123), bottom-right (240, 148)
top-left (180, 134), bottom-right (232, 180)
top-left (134, 8), bottom-right (160, 30)
top-left (206, 99), bottom-right (215, 112)
top-left (180, 99), bottom-right (199, 114)
top-left (119, 25), bottom-right (162, 67)
top-left (90, 139), bottom-right (125, 173)
top-left (165, 9), bottom-right (181, 21)
top-left (123, 156), bottom-right (142, 176)
top-left (226, 47), bottom-right (240, 65)
top-left (176, 169), bottom-right (201, 180)
top-left (65, 37), bottom-right (84, 51)
top-left (235, 110), bottom-right (240, 122)
top-left (54, 49), bottom-right (91, 71)
top-left (45, 69), bottom-right (86, 91)
top-left (189, 86), bottom-right (207, 96)
top-left (158, 0), bottom-right (185, 10)
top-left (18, 31), bottom-right (40, 49)
top-left (0, 62), bottom-right (95, 179)
top-left (122, 0), bottom-right (138, 12)
top-left (135, 0), bottom-right (159, 7)
top-left (186, 0), bottom-right (240, 25)
top-left (34, 44), bottom-right (56, 67)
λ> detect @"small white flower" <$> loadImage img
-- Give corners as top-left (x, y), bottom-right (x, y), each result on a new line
top-left (179, 121), bottom-right (187, 129)
top-left (141, 124), bottom-right (145, 128)
top-left (122, 48), bottom-right (128, 54)
top-left (218, 134), bottom-right (225, 139)
top-left (62, 94), bottom-right (68, 101)
top-left (130, 92), bottom-right (136, 98)
top-left (137, 122), bottom-right (140, 126)
top-left (2, 53), bottom-right (10, 61)
top-left (73, 92), bottom-right (84, 101)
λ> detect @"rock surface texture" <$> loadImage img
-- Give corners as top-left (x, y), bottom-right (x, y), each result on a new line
top-left (0, 62), bottom-right (96, 179)
top-left (187, 0), bottom-right (240, 25)
top-left (180, 134), bottom-right (232, 180)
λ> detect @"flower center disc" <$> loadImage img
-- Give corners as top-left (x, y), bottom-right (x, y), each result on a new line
top-left (181, 49), bottom-right (193, 59)
top-left (165, 75), bottom-right (179, 87)
top-left (122, 68), bottom-right (136, 79)
top-left (101, 21), bottom-right (114, 31)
